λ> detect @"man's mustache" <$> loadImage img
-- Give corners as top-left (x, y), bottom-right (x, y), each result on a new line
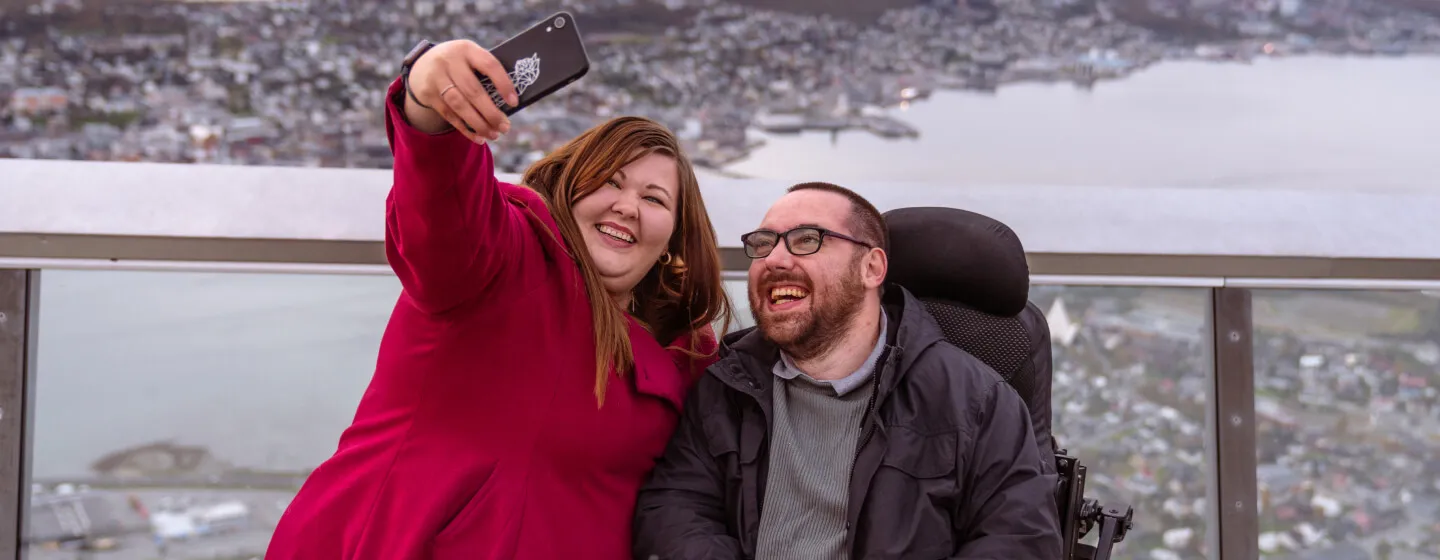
top-left (754, 271), bottom-right (811, 293)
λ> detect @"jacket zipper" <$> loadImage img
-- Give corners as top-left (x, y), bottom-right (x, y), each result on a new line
top-left (844, 348), bottom-right (891, 539)
top-left (852, 371), bottom-right (881, 464)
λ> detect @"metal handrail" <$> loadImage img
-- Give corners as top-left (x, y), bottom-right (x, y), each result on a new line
top-left (5, 158), bottom-right (1440, 283)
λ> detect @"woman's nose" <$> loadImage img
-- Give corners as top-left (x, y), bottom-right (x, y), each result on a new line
top-left (611, 192), bottom-right (639, 219)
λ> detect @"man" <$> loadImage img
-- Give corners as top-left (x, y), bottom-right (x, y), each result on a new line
top-left (633, 182), bottom-right (1061, 559)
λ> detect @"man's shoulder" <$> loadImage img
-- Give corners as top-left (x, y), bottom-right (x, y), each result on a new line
top-left (693, 368), bottom-right (736, 393)
top-left (892, 342), bottom-right (1030, 439)
top-left (901, 341), bottom-right (1013, 405)
top-left (687, 356), bottom-right (752, 412)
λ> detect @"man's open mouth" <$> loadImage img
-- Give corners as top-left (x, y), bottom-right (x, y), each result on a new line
top-left (769, 286), bottom-right (810, 305)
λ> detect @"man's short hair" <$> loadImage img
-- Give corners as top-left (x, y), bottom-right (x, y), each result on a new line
top-left (787, 181), bottom-right (888, 252)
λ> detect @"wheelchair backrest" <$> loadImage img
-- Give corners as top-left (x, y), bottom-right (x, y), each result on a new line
top-left (883, 206), bottom-right (1055, 458)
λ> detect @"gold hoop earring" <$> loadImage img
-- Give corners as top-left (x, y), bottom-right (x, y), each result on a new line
top-left (658, 252), bottom-right (673, 265)
top-left (666, 253), bottom-right (687, 276)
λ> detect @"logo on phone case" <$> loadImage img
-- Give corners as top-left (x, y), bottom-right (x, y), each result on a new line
top-left (485, 53), bottom-right (541, 109)
top-left (512, 53), bottom-right (541, 94)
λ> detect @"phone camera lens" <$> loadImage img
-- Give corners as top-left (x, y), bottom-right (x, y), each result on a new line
top-left (553, 17), bottom-right (565, 28)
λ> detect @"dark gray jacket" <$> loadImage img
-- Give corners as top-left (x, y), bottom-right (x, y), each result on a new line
top-left (633, 287), bottom-right (1062, 559)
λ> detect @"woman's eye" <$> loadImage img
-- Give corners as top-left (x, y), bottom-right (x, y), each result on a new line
top-left (644, 196), bottom-right (666, 206)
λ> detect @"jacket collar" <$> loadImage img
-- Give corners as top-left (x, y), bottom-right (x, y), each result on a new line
top-left (884, 285), bottom-right (949, 382)
top-left (711, 285), bottom-right (947, 399)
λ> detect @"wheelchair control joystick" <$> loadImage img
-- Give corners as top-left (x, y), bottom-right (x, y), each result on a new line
top-left (1057, 448), bottom-right (1134, 560)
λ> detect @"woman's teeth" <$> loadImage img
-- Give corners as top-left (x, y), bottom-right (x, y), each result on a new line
top-left (597, 224), bottom-right (635, 243)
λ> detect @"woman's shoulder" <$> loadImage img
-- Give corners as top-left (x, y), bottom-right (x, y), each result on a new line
top-left (501, 182), bottom-right (544, 212)
top-left (502, 183), bottom-right (573, 252)
top-left (663, 325), bottom-right (721, 379)
top-left (664, 324), bottom-right (718, 352)
top-left (690, 325), bottom-right (720, 357)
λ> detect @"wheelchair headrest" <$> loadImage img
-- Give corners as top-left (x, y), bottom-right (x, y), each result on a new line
top-left (882, 207), bottom-right (1030, 317)
top-left (883, 206), bottom-right (1054, 456)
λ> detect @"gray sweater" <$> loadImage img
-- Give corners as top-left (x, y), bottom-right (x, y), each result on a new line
top-left (754, 312), bottom-right (889, 560)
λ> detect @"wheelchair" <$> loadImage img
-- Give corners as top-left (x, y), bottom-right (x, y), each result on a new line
top-left (885, 206), bottom-right (1134, 560)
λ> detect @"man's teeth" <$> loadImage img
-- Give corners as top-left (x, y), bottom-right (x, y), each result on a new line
top-left (596, 224), bottom-right (635, 243)
top-left (770, 287), bottom-right (809, 304)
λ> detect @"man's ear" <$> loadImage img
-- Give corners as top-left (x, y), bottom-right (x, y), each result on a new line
top-left (863, 248), bottom-right (888, 290)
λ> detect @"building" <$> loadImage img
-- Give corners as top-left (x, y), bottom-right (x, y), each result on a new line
top-left (9, 88), bottom-right (69, 115)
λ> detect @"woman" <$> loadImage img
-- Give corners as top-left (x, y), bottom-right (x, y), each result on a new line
top-left (265, 39), bottom-right (732, 559)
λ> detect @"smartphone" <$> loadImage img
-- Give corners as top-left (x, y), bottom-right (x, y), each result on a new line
top-left (477, 12), bottom-right (591, 116)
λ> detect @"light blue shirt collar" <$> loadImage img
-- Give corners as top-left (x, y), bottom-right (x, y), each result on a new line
top-left (772, 309), bottom-right (889, 397)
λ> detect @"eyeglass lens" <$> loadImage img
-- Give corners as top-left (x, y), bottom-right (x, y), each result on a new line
top-left (744, 228), bottom-right (824, 258)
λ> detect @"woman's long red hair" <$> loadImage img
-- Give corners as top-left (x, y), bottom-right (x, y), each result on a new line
top-left (521, 116), bottom-right (732, 406)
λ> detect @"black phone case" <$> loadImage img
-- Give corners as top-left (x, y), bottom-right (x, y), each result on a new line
top-left (478, 12), bottom-right (591, 116)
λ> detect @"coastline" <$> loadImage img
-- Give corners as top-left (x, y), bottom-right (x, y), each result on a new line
top-left (708, 50), bottom-right (1440, 177)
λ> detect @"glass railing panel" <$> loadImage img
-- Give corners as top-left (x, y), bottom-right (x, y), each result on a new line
top-left (1252, 289), bottom-right (1440, 559)
top-left (30, 269), bottom-right (401, 558)
top-left (718, 281), bottom-right (1217, 558)
top-left (1035, 285), bottom-right (1216, 560)
top-left (25, 271), bottom-right (755, 557)
top-left (721, 279), bottom-right (756, 335)
top-left (27, 270), bottom-right (1221, 558)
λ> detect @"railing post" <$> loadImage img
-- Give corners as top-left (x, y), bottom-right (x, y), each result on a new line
top-left (1209, 287), bottom-right (1258, 559)
top-left (0, 269), bottom-right (38, 560)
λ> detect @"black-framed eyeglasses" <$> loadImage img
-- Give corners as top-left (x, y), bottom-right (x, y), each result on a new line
top-left (740, 227), bottom-right (874, 259)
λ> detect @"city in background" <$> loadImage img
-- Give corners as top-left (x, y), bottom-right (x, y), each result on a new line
top-left (4, 0), bottom-right (1440, 559)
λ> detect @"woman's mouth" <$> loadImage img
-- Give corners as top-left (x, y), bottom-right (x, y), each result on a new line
top-left (596, 223), bottom-right (636, 245)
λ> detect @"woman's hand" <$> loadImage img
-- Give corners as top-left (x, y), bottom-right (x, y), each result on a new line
top-left (404, 39), bottom-right (520, 143)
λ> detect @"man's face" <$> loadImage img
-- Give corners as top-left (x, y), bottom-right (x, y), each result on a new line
top-left (745, 190), bottom-right (881, 360)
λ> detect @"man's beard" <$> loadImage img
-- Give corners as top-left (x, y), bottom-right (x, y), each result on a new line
top-left (750, 262), bottom-right (866, 362)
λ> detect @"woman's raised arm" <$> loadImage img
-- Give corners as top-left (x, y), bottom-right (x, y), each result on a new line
top-left (383, 40), bottom-right (526, 314)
